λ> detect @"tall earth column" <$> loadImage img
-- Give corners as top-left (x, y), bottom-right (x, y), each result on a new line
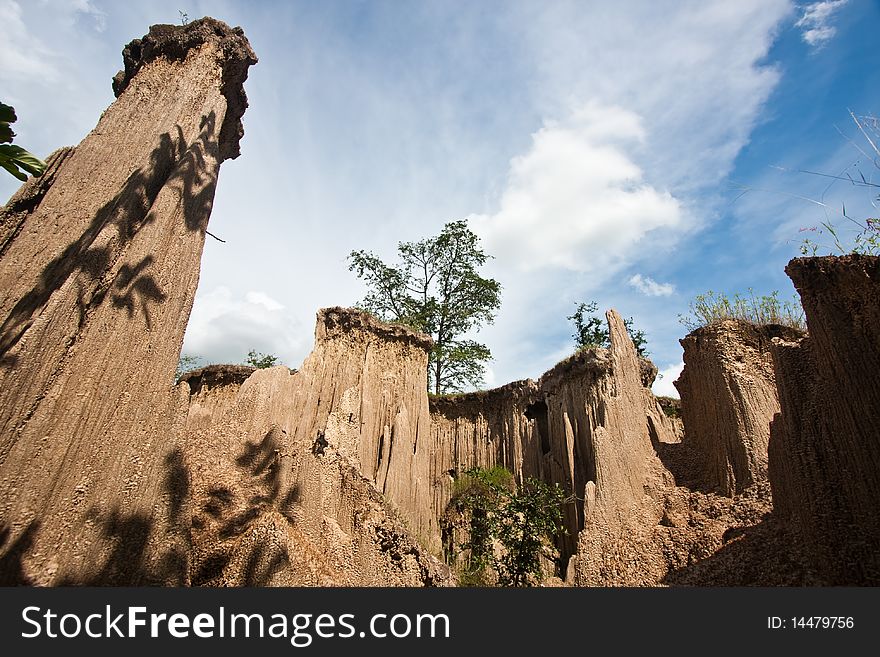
top-left (0, 18), bottom-right (256, 584)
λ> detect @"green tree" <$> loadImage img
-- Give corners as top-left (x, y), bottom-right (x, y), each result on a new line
top-left (0, 102), bottom-right (46, 181)
top-left (492, 477), bottom-right (566, 587)
top-left (246, 350), bottom-right (278, 369)
top-left (568, 301), bottom-right (648, 357)
top-left (448, 466), bottom-right (513, 582)
top-left (349, 220), bottom-right (502, 394)
top-left (447, 466), bottom-right (565, 587)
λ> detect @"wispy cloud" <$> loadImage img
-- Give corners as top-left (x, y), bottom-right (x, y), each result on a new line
top-left (628, 274), bottom-right (676, 297)
top-left (795, 0), bottom-right (849, 49)
top-left (70, 0), bottom-right (108, 32)
top-left (0, 0), bottom-right (60, 82)
top-left (471, 1), bottom-right (792, 383)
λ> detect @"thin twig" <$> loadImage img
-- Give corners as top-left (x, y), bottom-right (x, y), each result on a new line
top-left (205, 230), bottom-right (226, 243)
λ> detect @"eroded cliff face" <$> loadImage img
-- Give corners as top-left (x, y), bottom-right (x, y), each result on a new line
top-left (429, 311), bottom-right (682, 581)
top-left (0, 18), bottom-right (256, 585)
top-left (769, 255), bottom-right (880, 585)
top-left (429, 380), bottom-right (543, 548)
top-left (182, 364), bottom-right (256, 433)
top-left (427, 310), bottom-right (811, 586)
top-left (674, 321), bottom-right (802, 497)
top-left (0, 15), bottom-right (837, 590)
top-left (187, 308), bottom-right (452, 586)
top-left (566, 312), bottom-right (679, 585)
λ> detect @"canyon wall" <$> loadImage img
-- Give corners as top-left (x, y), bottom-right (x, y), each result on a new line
top-left (428, 380), bottom-right (545, 548)
top-left (187, 308), bottom-right (452, 586)
top-left (8, 17), bottom-right (874, 591)
top-left (182, 364), bottom-right (255, 433)
top-left (0, 18), bottom-right (256, 584)
top-left (428, 310), bottom-right (799, 586)
top-left (769, 255), bottom-right (880, 585)
top-left (429, 311), bottom-right (680, 579)
top-left (674, 321), bottom-right (801, 496)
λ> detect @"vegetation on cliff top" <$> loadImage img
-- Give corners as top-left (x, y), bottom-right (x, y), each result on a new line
top-left (678, 289), bottom-right (805, 332)
top-left (175, 349), bottom-right (279, 381)
top-left (568, 301), bottom-right (648, 357)
top-left (797, 112), bottom-right (879, 257)
top-left (245, 349), bottom-right (278, 369)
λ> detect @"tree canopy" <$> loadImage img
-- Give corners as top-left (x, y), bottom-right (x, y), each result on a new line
top-left (246, 350), bottom-right (278, 369)
top-left (568, 301), bottom-right (648, 357)
top-left (349, 219), bottom-right (501, 394)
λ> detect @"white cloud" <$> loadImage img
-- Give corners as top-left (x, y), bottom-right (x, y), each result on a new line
top-left (245, 291), bottom-right (285, 312)
top-left (70, 0), bottom-right (107, 32)
top-left (0, 0), bottom-right (60, 82)
top-left (182, 286), bottom-right (306, 367)
top-left (470, 1), bottom-right (791, 384)
top-left (652, 361), bottom-right (684, 398)
top-left (516, 1), bottom-right (790, 194)
top-left (628, 274), bottom-right (676, 297)
top-left (795, 1), bottom-right (849, 49)
top-left (471, 102), bottom-right (683, 274)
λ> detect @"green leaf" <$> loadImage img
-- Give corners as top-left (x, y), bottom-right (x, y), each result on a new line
top-left (0, 143), bottom-right (47, 178)
top-left (348, 219), bottom-right (500, 394)
top-left (0, 158), bottom-right (28, 181)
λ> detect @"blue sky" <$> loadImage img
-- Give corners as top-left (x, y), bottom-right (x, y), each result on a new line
top-left (2, 0), bottom-right (878, 396)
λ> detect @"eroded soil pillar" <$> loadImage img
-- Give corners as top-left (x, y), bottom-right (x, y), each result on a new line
top-left (0, 18), bottom-right (256, 584)
top-left (769, 255), bottom-right (880, 584)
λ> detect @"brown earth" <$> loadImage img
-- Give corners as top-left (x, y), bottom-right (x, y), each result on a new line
top-left (186, 308), bottom-right (453, 586)
top-left (430, 313), bottom-right (681, 573)
top-left (430, 311), bottom-right (817, 586)
top-left (0, 18), bottom-right (256, 585)
top-left (3, 18), bottom-right (871, 590)
top-left (769, 255), bottom-right (880, 585)
top-left (674, 320), bottom-right (802, 496)
top-left (181, 364), bottom-right (256, 433)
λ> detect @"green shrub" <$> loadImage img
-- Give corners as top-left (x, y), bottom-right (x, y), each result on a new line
top-left (656, 396), bottom-right (681, 419)
top-left (451, 465), bottom-right (514, 499)
top-left (447, 466), bottom-right (565, 587)
top-left (492, 477), bottom-right (566, 587)
top-left (245, 349), bottom-right (278, 369)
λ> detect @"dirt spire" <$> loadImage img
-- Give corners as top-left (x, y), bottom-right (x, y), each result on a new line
top-left (0, 18), bottom-right (256, 584)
